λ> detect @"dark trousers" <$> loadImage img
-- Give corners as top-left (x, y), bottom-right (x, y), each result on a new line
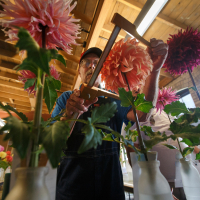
top-left (169, 182), bottom-right (186, 200)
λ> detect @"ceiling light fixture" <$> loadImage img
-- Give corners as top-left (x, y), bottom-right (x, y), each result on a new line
top-left (125, 0), bottom-right (168, 40)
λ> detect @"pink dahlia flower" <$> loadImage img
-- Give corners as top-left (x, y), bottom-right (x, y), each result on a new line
top-left (0, 145), bottom-right (4, 152)
top-left (18, 65), bottom-right (60, 95)
top-left (0, 0), bottom-right (80, 54)
top-left (163, 27), bottom-right (200, 75)
top-left (101, 38), bottom-right (153, 94)
top-left (156, 87), bottom-right (179, 113)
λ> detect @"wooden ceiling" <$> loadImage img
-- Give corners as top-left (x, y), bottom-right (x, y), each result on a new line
top-left (0, 0), bottom-right (200, 115)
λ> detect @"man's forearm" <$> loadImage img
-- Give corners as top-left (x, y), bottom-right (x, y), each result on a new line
top-left (143, 69), bottom-right (160, 106)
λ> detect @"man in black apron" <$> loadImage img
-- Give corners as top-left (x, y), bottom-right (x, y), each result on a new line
top-left (52, 38), bottom-right (168, 200)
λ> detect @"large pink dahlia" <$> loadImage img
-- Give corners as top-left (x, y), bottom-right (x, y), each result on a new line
top-left (101, 38), bottom-right (153, 94)
top-left (0, 0), bottom-right (80, 54)
top-left (18, 65), bottom-right (60, 95)
top-left (156, 87), bottom-right (179, 113)
top-left (163, 27), bottom-right (200, 75)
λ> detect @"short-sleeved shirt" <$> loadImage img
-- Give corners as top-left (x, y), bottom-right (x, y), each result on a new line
top-left (52, 91), bottom-right (132, 200)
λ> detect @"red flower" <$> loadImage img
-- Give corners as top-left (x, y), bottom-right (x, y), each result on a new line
top-left (101, 38), bottom-right (153, 94)
top-left (0, 0), bottom-right (80, 54)
top-left (156, 87), bottom-right (179, 113)
top-left (6, 151), bottom-right (11, 155)
top-left (6, 155), bottom-right (13, 163)
top-left (18, 65), bottom-right (60, 95)
top-left (163, 27), bottom-right (200, 75)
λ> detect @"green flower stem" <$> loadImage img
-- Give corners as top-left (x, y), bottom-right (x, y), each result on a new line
top-left (123, 73), bottom-right (147, 161)
top-left (29, 25), bottom-right (46, 167)
top-left (29, 72), bottom-right (45, 167)
top-left (162, 102), bottom-right (184, 158)
top-left (132, 107), bottom-right (148, 161)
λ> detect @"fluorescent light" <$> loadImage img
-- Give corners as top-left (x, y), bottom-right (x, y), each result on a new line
top-left (136, 0), bottom-right (168, 36)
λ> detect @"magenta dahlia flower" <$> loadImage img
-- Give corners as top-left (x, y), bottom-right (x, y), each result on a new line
top-left (101, 38), bottom-right (153, 94)
top-left (19, 65), bottom-right (60, 95)
top-left (163, 27), bottom-right (200, 75)
top-left (0, 0), bottom-right (80, 54)
top-left (156, 87), bottom-right (179, 113)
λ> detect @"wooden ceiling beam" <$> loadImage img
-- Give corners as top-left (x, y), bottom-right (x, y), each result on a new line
top-left (0, 97), bottom-right (10, 104)
top-left (71, 10), bottom-right (93, 25)
top-left (160, 68), bottom-right (173, 79)
top-left (0, 65), bottom-right (73, 88)
top-left (15, 105), bottom-right (31, 112)
top-left (0, 85), bottom-right (34, 98)
top-left (0, 40), bottom-right (18, 57)
top-left (102, 24), bottom-right (126, 39)
top-left (0, 92), bottom-right (30, 102)
top-left (10, 99), bottom-right (31, 107)
top-left (116, 0), bottom-right (187, 30)
top-left (85, 0), bottom-right (114, 49)
top-left (73, 0), bottom-right (114, 90)
top-left (58, 50), bottom-right (80, 63)
top-left (0, 79), bottom-right (23, 88)
top-left (50, 59), bottom-right (77, 76)
top-left (0, 55), bottom-right (21, 65)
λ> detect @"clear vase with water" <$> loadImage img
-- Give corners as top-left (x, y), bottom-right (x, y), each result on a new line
top-left (180, 158), bottom-right (200, 200)
top-left (5, 167), bottom-right (50, 200)
top-left (138, 154), bottom-right (173, 200)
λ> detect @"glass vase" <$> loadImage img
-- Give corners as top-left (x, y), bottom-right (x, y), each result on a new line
top-left (138, 160), bottom-right (173, 200)
top-left (180, 158), bottom-right (200, 200)
top-left (5, 167), bottom-right (50, 200)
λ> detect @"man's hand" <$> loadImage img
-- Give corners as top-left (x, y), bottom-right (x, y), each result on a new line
top-left (147, 38), bottom-right (168, 72)
top-left (61, 89), bottom-right (98, 120)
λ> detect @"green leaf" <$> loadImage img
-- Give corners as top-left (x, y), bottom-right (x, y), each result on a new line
top-left (164, 101), bottom-right (189, 116)
top-left (102, 133), bottom-right (114, 142)
top-left (0, 103), bottom-right (28, 122)
top-left (52, 79), bottom-right (61, 90)
top-left (1, 116), bottom-right (31, 159)
top-left (163, 144), bottom-right (178, 150)
top-left (16, 58), bottom-right (38, 75)
top-left (196, 153), bottom-right (200, 160)
top-left (141, 126), bottom-right (169, 150)
top-left (44, 77), bottom-right (58, 113)
top-left (181, 138), bottom-right (193, 146)
top-left (41, 121), bottom-right (70, 168)
top-left (0, 160), bottom-right (9, 171)
top-left (91, 102), bottom-right (117, 124)
top-left (134, 93), bottom-right (153, 113)
top-left (49, 49), bottom-right (66, 66)
top-left (78, 118), bottom-right (103, 154)
top-left (182, 147), bottom-right (194, 157)
top-left (24, 78), bottom-right (36, 90)
top-left (16, 28), bottom-right (50, 75)
top-left (118, 88), bottom-right (134, 107)
top-left (124, 121), bottom-right (132, 132)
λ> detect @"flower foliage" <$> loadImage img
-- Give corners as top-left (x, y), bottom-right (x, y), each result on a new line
top-left (163, 27), bottom-right (200, 75)
top-left (0, 0), bottom-right (80, 54)
top-left (101, 38), bottom-right (153, 94)
top-left (156, 87), bottom-right (179, 113)
top-left (0, 146), bottom-right (13, 170)
top-left (18, 65), bottom-right (60, 95)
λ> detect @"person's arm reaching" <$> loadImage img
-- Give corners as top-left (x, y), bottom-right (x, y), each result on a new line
top-left (127, 38), bottom-right (168, 122)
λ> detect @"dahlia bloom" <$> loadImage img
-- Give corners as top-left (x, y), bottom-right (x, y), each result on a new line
top-left (18, 65), bottom-right (60, 95)
top-left (156, 87), bottom-right (179, 113)
top-left (0, 145), bottom-right (4, 152)
top-left (101, 38), bottom-right (153, 94)
top-left (6, 155), bottom-right (13, 162)
top-left (0, 0), bottom-right (80, 54)
top-left (163, 27), bottom-right (200, 75)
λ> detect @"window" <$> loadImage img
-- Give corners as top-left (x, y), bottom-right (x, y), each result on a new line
top-left (177, 88), bottom-right (196, 109)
